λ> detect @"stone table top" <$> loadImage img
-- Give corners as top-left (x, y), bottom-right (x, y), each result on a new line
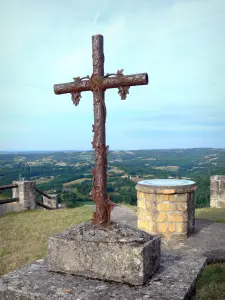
top-left (137, 179), bottom-right (196, 188)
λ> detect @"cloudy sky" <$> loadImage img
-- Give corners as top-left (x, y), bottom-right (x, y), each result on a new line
top-left (0, 0), bottom-right (224, 151)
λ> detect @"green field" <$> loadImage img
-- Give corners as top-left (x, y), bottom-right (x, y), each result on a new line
top-left (197, 262), bottom-right (225, 300)
top-left (195, 207), bottom-right (225, 223)
top-left (0, 207), bottom-right (92, 275)
top-left (1, 148), bottom-right (225, 209)
top-left (63, 177), bottom-right (90, 186)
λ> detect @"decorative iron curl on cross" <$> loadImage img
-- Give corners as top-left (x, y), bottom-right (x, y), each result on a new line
top-left (54, 34), bottom-right (149, 226)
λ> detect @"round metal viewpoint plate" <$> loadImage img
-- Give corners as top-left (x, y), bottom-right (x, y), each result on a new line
top-left (137, 179), bottom-right (196, 188)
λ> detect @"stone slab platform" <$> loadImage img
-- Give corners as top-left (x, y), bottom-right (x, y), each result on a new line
top-left (48, 221), bottom-right (161, 286)
top-left (1, 206), bottom-right (223, 299)
top-left (0, 254), bottom-right (206, 300)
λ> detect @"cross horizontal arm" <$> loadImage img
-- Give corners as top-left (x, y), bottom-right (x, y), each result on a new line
top-left (54, 73), bottom-right (148, 95)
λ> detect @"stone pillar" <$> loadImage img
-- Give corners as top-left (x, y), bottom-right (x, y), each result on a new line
top-left (12, 180), bottom-right (36, 210)
top-left (43, 194), bottom-right (58, 209)
top-left (136, 179), bottom-right (197, 244)
top-left (210, 175), bottom-right (225, 208)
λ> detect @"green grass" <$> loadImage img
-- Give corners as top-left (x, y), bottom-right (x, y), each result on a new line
top-left (72, 187), bottom-right (86, 199)
top-left (195, 208), bottom-right (225, 299)
top-left (0, 193), bottom-right (9, 200)
top-left (195, 207), bottom-right (225, 223)
top-left (35, 177), bottom-right (53, 185)
top-left (63, 178), bottom-right (90, 186)
top-left (197, 262), bottom-right (225, 300)
top-left (0, 206), bottom-right (92, 275)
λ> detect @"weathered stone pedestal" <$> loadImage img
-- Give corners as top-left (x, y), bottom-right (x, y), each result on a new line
top-left (43, 193), bottom-right (58, 209)
top-left (48, 221), bottom-right (161, 286)
top-left (210, 175), bottom-right (225, 208)
top-left (12, 180), bottom-right (36, 210)
top-left (136, 179), bottom-right (197, 244)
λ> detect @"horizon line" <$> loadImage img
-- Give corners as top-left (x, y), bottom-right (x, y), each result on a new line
top-left (0, 147), bottom-right (224, 153)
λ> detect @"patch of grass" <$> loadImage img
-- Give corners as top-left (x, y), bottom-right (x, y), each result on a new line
top-left (108, 166), bottom-right (124, 174)
top-left (35, 177), bottom-right (53, 185)
top-left (121, 186), bottom-right (131, 191)
top-left (0, 206), bottom-right (92, 275)
top-left (196, 208), bottom-right (225, 223)
top-left (0, 194), bottom-right (9, 200)
top-left (215, 218), bottom-right (225, 224)
top-left (197, 262), bottom-right (225, 300)
top-left (72, 187), bottom-right (86, 199)
top-left (152, 165), bottom-right (179, 171)
top-left (63, 178), bottom-right (90, 186)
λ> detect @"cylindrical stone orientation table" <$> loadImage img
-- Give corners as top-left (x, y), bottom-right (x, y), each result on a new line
top-left (136, 179), bottom-right (197, 243)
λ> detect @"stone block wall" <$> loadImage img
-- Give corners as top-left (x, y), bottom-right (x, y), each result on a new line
top-left (43, 194), bottom-right (58, 209)
top-left (0, 181), bottom-right (60, 215)
top-left (210, 175), bottom-right (225, 208)
top-left (136, 182), bottom-right (196, 244)
top-left (0, 181), bottom-right (36, 215)
top-left (0, 200), bottom-right (23, 215)
top-left (12, 181), bottom-right (36, 210)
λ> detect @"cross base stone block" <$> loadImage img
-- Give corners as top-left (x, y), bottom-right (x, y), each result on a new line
top-left (48, 221), bottom-right (161, 286)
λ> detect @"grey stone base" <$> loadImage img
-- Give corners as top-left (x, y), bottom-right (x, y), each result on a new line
top-left (48, 221), bottom-right (161, 286)
top-left (0, 254), bottom-right (206, 300)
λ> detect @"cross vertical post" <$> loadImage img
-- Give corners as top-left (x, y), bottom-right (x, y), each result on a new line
top-left (91, 35), bottom-right (108, 225)
top-left (54, 34), bottom-right (149, 226)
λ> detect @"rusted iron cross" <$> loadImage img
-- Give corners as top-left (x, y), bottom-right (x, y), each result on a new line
top-left (54, 34), bottom-right (148, 226)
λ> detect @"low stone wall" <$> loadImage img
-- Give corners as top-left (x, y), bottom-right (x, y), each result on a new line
top-left (136, 179), bottom-right (196, 244)
top-left (0, 181), bottom-right (61, 215)
top-left (0, 181), bottom-right (36, 215)
top-left (43, 194), bottom-right (58, 209)
top-left (210, 175), bottom-right (225, 208)
top-left (0, 201), bottom-right (23, 215)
